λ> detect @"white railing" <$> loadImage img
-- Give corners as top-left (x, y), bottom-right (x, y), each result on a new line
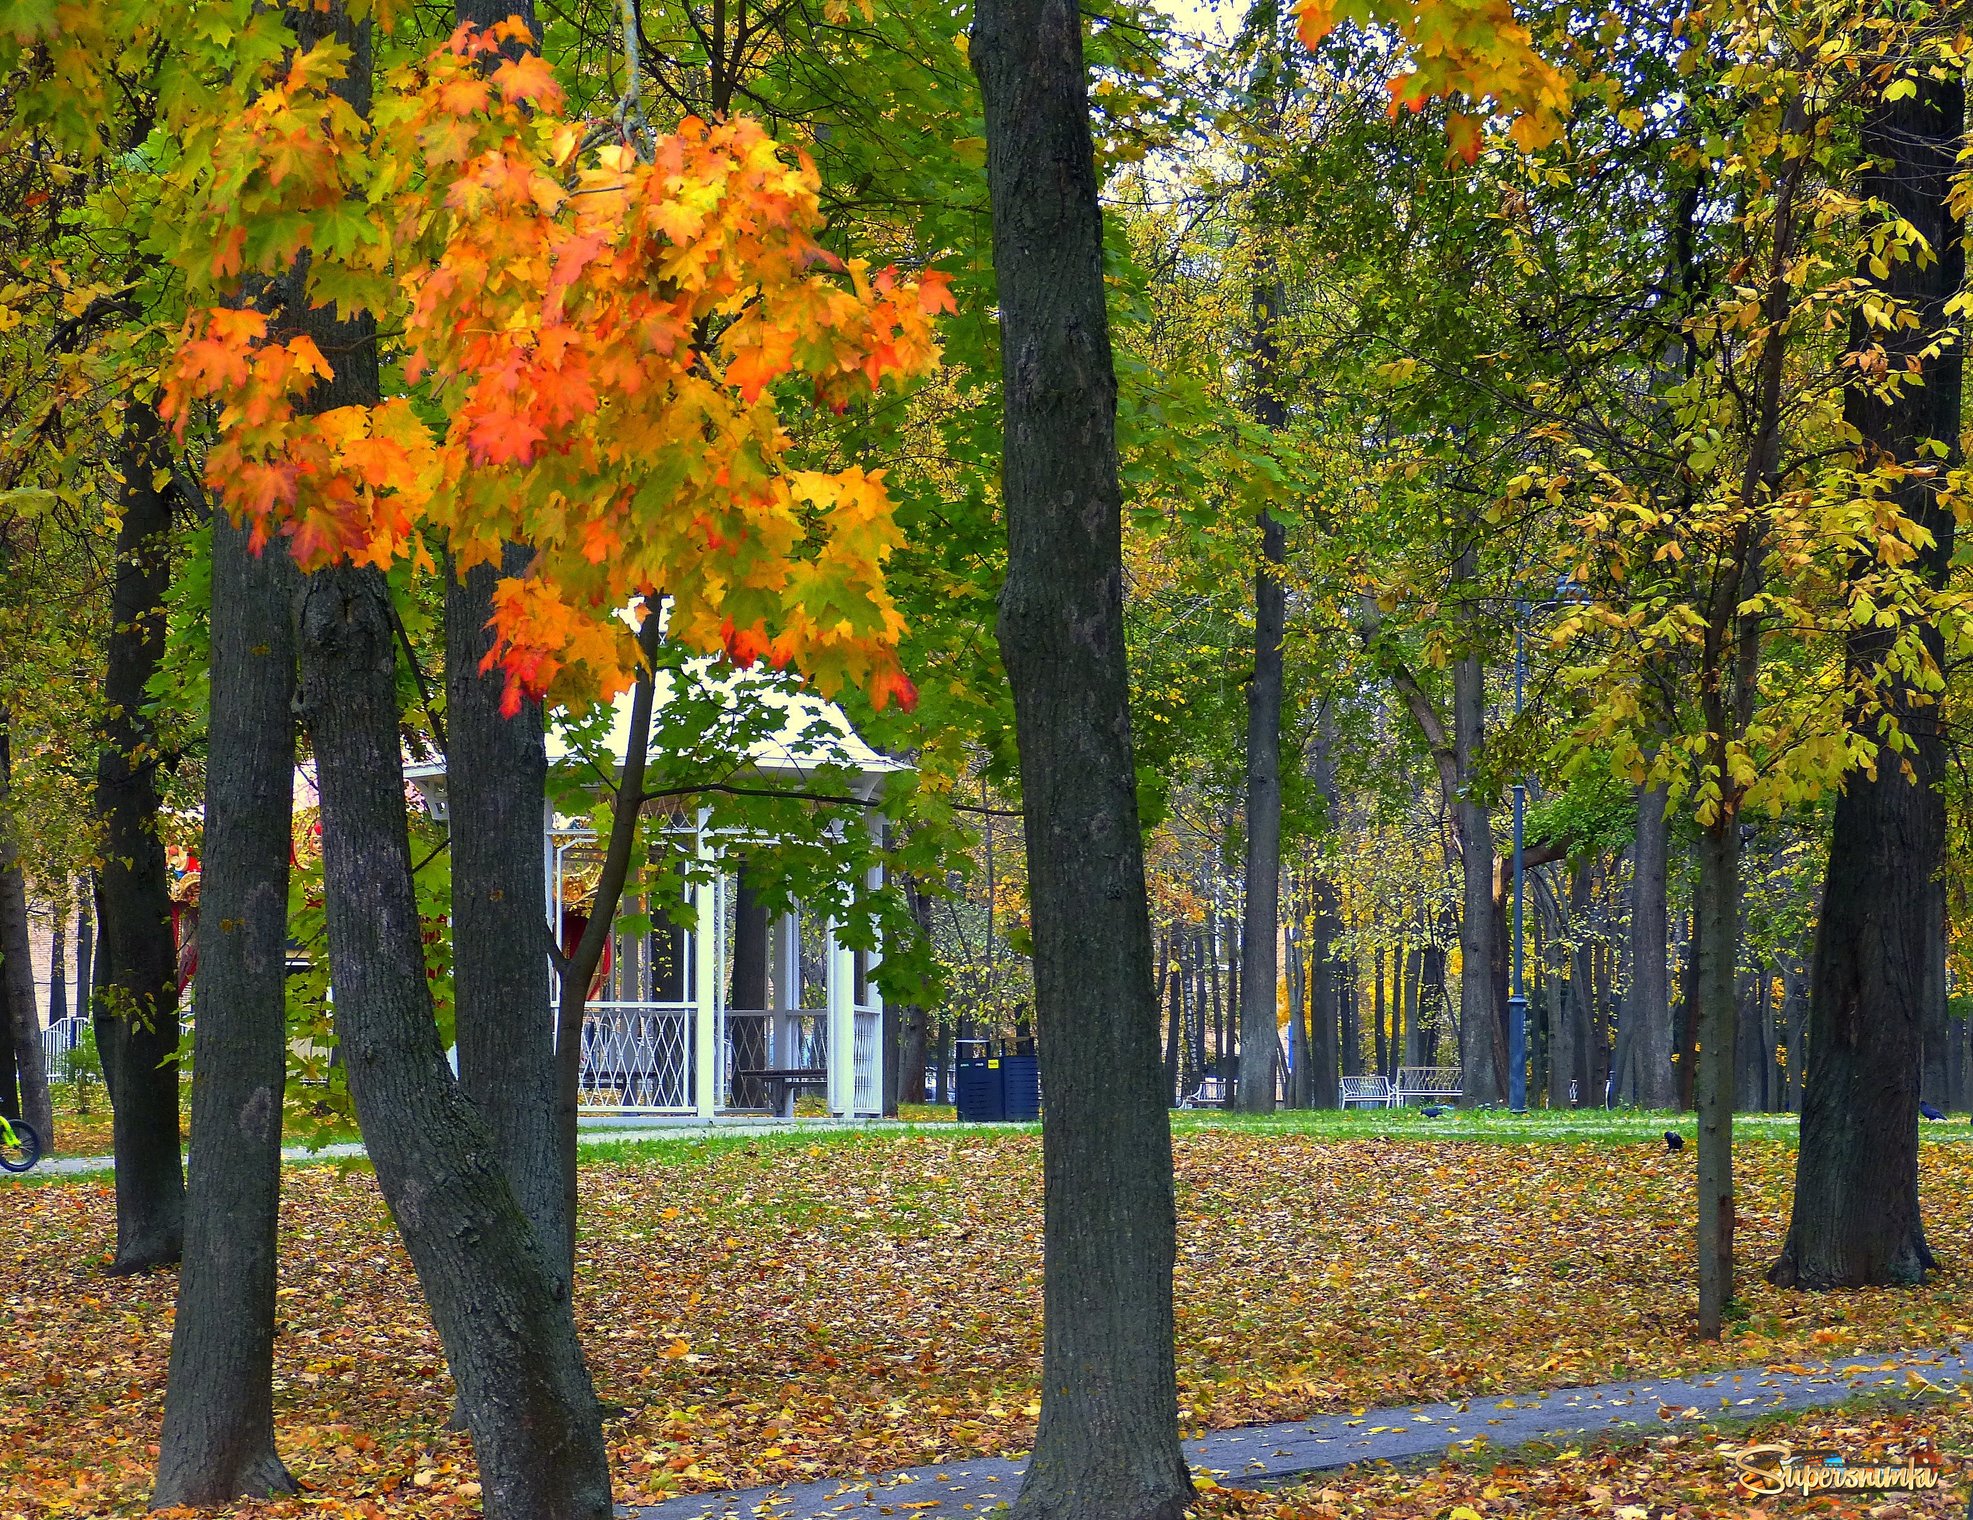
top-left (576, 1002), bottom-right (694, 1111)
top-left (40, 1015), bottom-right (89, 1083)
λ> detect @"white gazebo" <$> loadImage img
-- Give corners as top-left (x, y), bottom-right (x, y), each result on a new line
top-left (407, 665), bottom-right (904, 1121)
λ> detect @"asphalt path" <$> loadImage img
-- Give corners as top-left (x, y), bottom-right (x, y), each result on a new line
top-left (631, 1346), bottom-right (1973, 1519)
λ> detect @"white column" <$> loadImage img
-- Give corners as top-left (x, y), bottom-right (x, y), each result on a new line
top-left (773, 911), bottom-right (800, 1066)
top-left (693, 810), bottom-right (719, 1118)
top-left (826, 918), bottom-right (853, 1115)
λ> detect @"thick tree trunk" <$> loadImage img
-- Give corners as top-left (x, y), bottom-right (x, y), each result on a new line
top-left (972, 0), bottom-right (1191, 1508)
top-left (285, 11), bottom-right (608, 1510)
top-left (445, 547), bottom-right (564, 1293)
top-left (1694, 818), bottom-right (1739, 1338)
top-left (299, 564), bottom-right (611, 1519)
top-left (1453, 639), bottom-right (1500, 1105)
top-left (1772, 69), bottom-right (1960, 1292)
top-left (154, 515), bottom-right (301, 1505)
top-left (96, 397), bottom-right (183, 1273)
top-left (1626, 782), bottom-right (1674, 1106)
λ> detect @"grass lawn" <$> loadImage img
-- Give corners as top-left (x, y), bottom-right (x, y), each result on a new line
top-left (7, 1114), bottom-right (1973, 1516)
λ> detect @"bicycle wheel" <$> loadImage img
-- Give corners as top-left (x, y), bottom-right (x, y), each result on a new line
top-left (0, 1119), bottom-right (41, 1172)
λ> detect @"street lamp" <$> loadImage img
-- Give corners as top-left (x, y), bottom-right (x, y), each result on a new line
top-left (1508, 573), bottom-right (1584, 1115)
top-left (1509, 621), bottom-right (1529, 1113)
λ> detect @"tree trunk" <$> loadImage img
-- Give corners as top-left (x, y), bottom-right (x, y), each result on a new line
top-left (446, 547), bottom-right (564, 1292)
top-left (1772, 69), bottom-right (1960, 1292)
top-left (48, 913), bottom-right (66, 1028)
top-left (1694, 818), bottom-right (1739, 1338)
top-left (154, 514), bottom-right (301, 1505)
top-left (1453, 630), bottom-right (1500, 1105)
top-left (971, 0), bottom-right (1191, 1507)
top-left (96, 396), bottom-right (183, 1273)
top-left (900, 874), bottom-right (934, 1104)
top-left (727, 865), bottom-right (772, 1108)
top-left (1339, 959), bottom-right (1361, 1079)
top-left (1626, 782), bottom-right (1674, 1106)
top-left (1235, 288), bottom-right (1287, 1114)
top-left (286, 11), bottom-right (609, 1510)
top-left (299, 562), bottom-right (612, 1519)
top-left (1676, 907), bottom-right (1700, 1111)
top-left (0, 746), bottom-right (52, 1144)
top-left (75, 888), bottom-right (94, 1032)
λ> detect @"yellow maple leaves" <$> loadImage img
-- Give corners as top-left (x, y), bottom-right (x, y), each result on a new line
top-left (1295, 0), bottom-right (1574, 161)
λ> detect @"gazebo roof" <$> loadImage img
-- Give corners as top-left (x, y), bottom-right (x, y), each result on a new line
top-left (406, 658), bottom-right (905, 814)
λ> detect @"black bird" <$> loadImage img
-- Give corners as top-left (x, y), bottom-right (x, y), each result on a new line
top-left (1420, 1105), bottom-right (1450, 1118)
top-left (1921, 1100), bottom-right (1948, 1122)
top-left (1664, 1131), bottom-right (1684, 1153)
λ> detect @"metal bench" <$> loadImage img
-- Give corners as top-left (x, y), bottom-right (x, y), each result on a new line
top-left (1338, 1074), bottom-right (1393, 1108)
top-left (1393, 1065), bottom-right (1462, 1106)
top-left (1180, 1075), bottom-right (1235, 1109)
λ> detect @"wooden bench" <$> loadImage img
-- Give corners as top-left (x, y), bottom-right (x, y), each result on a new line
top-left (737, 1067), bottom-right (828, 1118)
top-left (1180, 1075), bottom-right (1235, 1109)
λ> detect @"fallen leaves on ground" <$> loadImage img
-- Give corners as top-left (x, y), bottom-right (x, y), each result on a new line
top-left (7, 1129), bottom-right (1973, 1516)
top-left (1196, 1401), bottom-right (1973, 1518)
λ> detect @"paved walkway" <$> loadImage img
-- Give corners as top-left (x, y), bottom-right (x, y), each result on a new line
top-left (37, 1116), bottom-right (893, 1175)
top-left (633, 1345), bottom-right (1973, 1519)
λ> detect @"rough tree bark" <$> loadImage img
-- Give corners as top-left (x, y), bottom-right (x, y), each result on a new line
top-left (289, 9), bottom-right (610, 1512)
top-left (1624, 782), bottom-right (1675, 1106)
top-left (153, 513), bottom-right (300, 1505)
top-left (1235, 272), bottom-right (1287, 1114)
top-left (96, 396), bottom-right (184, 1273)
top-left (1694, 816), bottom-right (1740, 1337)
top-left (971, 0), bottom-right (1192, 1510)
top-left (300, 563), bottom-right (613, 1518)
top-left (446, 546), bottom-right (562, 1284)
top-left (1771, 66), bottom-right (1962, 1291)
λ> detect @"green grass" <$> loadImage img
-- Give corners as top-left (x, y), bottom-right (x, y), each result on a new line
top-left (15, 1103), bottom-right (1973, 1191)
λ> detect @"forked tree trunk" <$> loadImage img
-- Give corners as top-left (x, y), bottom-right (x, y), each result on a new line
top-left (1772, 69), bottom-right (1962, 1292)
top-left (300, 564), bottom-right (612, 1520)
top-left (446, 547), bottom-right (563, 1287)
top-left (972, 0), bottom-right (1191, 1509)
top-left (286, 10), bottom-right (608, 1511)
top-left (96, 396), bottom-right (183, 1273)
top-left (1694, 817), bottom-right (1739, 1338)
top-left (154, 514), bottom-right (300, 1505)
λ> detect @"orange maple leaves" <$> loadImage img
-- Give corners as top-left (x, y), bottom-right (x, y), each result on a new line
top-left (1295, 0), bottom-right (1573, 161)
top-left (162, 19), bottom-right (950, 714)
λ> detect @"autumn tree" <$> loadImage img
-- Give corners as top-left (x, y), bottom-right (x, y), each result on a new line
top-left (1772, 33), bottom-right (1963, 1291)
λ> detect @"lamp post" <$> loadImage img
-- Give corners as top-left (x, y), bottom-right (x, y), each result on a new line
top-left (1508, 619), bottom-right (1528, 1114)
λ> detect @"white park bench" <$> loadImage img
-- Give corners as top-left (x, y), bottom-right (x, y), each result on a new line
top-left (1338, 1074), bottom-right (1393, 1108)
top-left (1393, 1065), bottom-right (1462, 1106)
top-left (1180, 1075), bottom-right (1234, 1109)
